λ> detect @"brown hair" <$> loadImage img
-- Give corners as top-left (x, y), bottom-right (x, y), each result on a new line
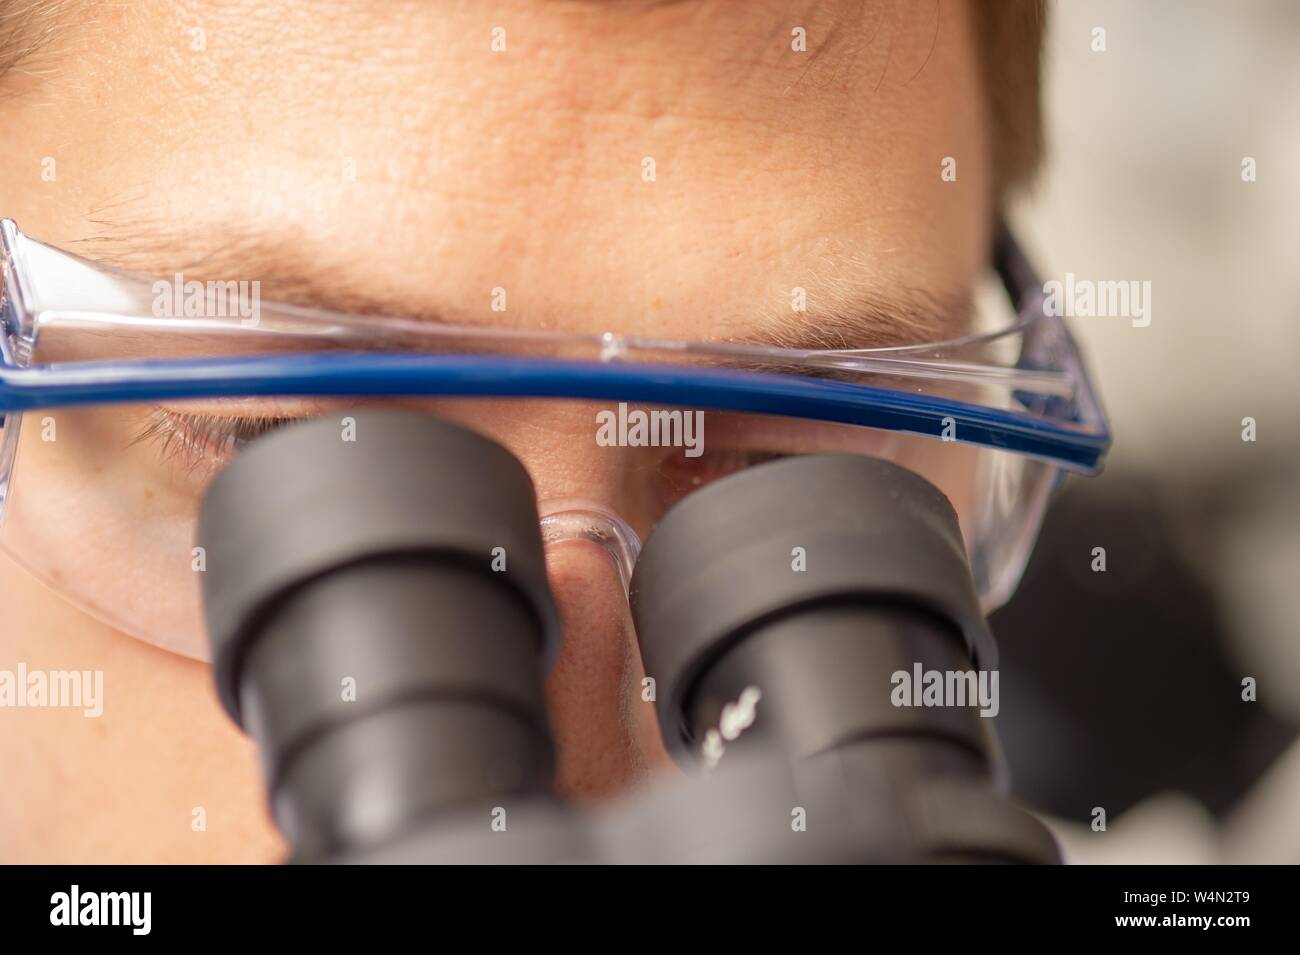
top-left (0, 0), bottom-right (71, 81)
top-left (970, 0), bottom-right (1047, 199)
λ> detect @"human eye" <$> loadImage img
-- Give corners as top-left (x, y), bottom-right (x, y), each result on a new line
top-left (131, 407), bottom-right (300, 476)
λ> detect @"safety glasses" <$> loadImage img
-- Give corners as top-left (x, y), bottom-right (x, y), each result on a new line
top-left (0, 219), bottom-right (1110, 659)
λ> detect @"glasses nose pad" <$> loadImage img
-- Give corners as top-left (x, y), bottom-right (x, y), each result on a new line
top-left (537, 499), bottom-right (641, 595)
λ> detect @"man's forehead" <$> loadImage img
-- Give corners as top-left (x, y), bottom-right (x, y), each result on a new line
top-left (0, 0), bottom-right (981, 174)
top-left (1, 0), bottom-right (988, 347)
top-left (0, 1), bottom-right (946, 93)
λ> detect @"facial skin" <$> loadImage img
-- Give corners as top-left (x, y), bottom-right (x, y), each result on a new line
top-left (0, 0), bottom-right (990, 862)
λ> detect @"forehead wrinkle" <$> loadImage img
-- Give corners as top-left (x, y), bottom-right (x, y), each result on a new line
top-left (211, 0), bottom-right (891, 118)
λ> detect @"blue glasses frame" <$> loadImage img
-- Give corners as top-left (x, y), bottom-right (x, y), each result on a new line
top-left (0, 220), bottom-right (1111, 473)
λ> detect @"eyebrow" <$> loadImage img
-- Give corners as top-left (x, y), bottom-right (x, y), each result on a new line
top-left (0, 0), bottom-right (76, 85)
top-left (68, 219), bottom-right (491, 326)
top-left (744, 283), bottom-right (970, 353)
top-left (66, 217), bottom-right (976, 353)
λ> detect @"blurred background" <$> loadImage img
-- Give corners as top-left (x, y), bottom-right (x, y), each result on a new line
top-left (995, 0), bottom-right (1300, 863)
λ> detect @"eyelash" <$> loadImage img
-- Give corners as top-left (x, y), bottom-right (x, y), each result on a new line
top-left (133, 408), bottom-right (293, 471)
top-left (132, 409), bottom-right (794, 488)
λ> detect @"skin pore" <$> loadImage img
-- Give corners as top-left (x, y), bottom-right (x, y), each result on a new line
top-left (0, 0), bottom-right (990, 862)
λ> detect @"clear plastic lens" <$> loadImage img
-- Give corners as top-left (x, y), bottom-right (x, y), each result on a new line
top-left (2, 224), bottom-right (1099, 426)
top-left (0, 221), bottom-right (1087, 657)
top-left (0, 397), bottom-right (1055, 660)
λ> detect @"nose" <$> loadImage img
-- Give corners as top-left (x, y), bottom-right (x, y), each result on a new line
top-left (389, 399), bottom-right (681, 799)
top-left (542, 534), bottom-right (676, 801)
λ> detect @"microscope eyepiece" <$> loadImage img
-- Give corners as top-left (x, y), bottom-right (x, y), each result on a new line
top-left (198, 411), bottom-right (560, 861)
top-left (630, 454), bottom-right (1057, 864)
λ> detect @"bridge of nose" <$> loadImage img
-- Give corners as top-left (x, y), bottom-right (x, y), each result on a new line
top-left (424, 397), bottom-right (650, 515)
top-left (541, 532), bottom-right (674, 799)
